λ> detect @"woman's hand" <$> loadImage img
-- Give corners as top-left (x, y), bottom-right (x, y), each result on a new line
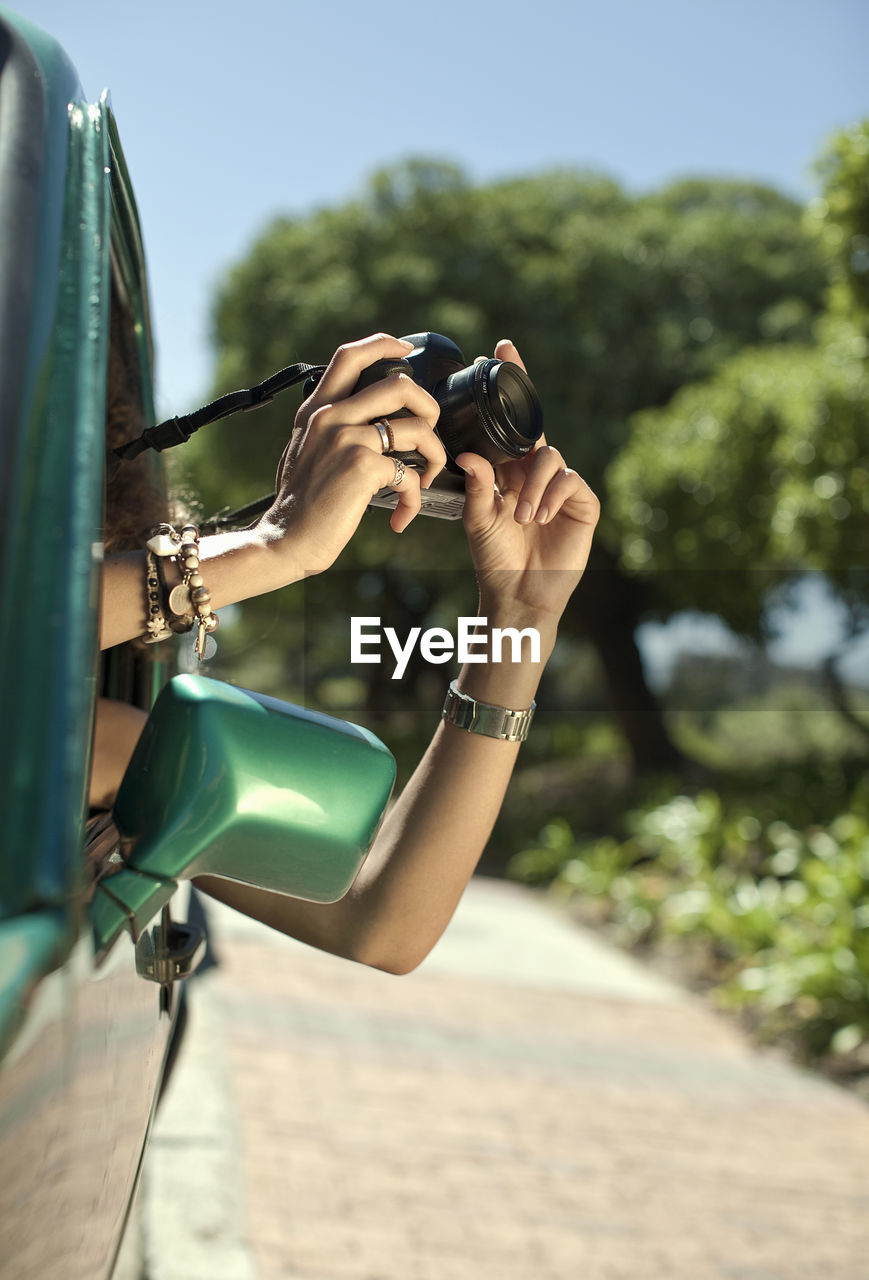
top-left (260, 334), bottom-right (446, 578)
top-left (457, 340), bottom-right (599, 625)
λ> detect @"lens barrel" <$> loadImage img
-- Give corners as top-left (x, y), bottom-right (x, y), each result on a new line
top-left (435, 359), bottom-right (543, 467)
top-left (351, 337), bottom-right (544, 477)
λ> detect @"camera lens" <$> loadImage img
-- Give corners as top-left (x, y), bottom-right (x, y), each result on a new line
top-left (435, 359), bottom-right (543, 467)
top-left (499, 393), bottom-right (516, 427)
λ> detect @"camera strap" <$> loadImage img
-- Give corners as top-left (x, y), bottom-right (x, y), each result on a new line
top-left (113, 362), bottom-right (327, 461)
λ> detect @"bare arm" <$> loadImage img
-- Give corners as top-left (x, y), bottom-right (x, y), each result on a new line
top-left (100, 334), bottom-right (444, 650)
top-left (101, 335), bottom-right (598, 973)
top-left (195, 341), bottom-right (600, 973)
top-left (89, 698), bottom-right (149, 811)
top-left (195, 616), bottom-right (554, 973)
top-left (99, 529), bottom-right (285, 650)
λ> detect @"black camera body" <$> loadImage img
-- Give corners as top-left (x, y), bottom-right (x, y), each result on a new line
top-left (355, 332), bottom-right (543, 519)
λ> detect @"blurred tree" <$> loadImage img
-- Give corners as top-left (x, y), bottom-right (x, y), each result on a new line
top-left (197, 163), bottom-right (825, 503)
top-left (608, 121), bottom-right (869, 673)
top-left (809, 121), bottom-right (869, 326)
top-left (185, 159), bottom-right (831, 767)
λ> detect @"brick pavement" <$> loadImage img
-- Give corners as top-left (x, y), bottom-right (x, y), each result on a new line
top-left (141, 879), bottom-right (869, 1280)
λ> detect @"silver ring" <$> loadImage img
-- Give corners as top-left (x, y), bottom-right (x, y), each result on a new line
top-left (373, 420), bottom-right (393, 453)
top-left (389, 458), bottom-right (406, 489)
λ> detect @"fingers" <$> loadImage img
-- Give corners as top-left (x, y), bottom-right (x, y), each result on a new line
top-left (309, 333), bottom-right (415, 412)
top-left (474, 340), bottom-right (526, 373)
top-left (308, 409), bottom-right (446, 488)
top-left (455, 452), bottom-right (498, 532)
top-left (283, 334), bottom-right (417, 491)
top-left (457, 444), bottom-right (594, 532)
top-left (299, 334), bottom-right (439, 445)
top-left (299, 342), bottom-right (442, 488)
top-left (335, 372), bottom-right (440, 436)
top-left (494, 338), bottom-right (526, 372)
top-left (507, 445), bottom-right (580, 525)
top-left (387, 461), bottom-right (422, 534)
top-left (381, 419), bottom-right (447, 487)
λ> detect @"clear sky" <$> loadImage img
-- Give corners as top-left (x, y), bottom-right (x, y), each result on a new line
top-left (19, 0), bottom-right (869, 416)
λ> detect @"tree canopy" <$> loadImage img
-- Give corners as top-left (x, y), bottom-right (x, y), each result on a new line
top-left (192, 162), bottom-right (827, 516)
top-left (183, 140), bottom-right (859, 763)
top-left (607, 120), bottom-right (869, 638)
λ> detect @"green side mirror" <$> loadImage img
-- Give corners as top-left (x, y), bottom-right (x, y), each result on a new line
top-left (113, 675), bottom-right (396, 904)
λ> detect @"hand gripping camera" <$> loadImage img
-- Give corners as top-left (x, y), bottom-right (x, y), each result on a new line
top-left (355, 333), bottom-right (544, 519)
top-left (115, 331), bottom-right (543, 523)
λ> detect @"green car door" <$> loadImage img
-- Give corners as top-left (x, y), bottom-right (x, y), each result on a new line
top-left (0, 11), bottom-right (200, 1275)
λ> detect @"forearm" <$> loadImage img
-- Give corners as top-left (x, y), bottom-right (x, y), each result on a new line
top-left (99, 522), bottom-right (297, 650)
top-left (196, 612), bottom-right (556, 973)
top-left (103, 332), bottom-right (596, 970)
top-left (345, 609), bottom-right (556, 969)
top-left (342, 707), bottom-right (531, 972)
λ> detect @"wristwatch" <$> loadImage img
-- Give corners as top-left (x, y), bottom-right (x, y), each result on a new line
top-left (441, 679), bottom-right (536, 742)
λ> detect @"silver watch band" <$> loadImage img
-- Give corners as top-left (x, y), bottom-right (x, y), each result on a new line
top-left (441, 679), bottom-right (536, 742)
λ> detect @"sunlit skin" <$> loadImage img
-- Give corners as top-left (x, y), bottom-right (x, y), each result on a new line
top-left (96, 335), bottom-right (599, 973)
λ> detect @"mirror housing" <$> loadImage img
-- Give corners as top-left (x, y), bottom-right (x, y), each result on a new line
top-left (113, 675), bottom-right (396, 903)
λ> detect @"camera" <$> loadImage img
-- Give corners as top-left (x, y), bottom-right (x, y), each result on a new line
top-left (356, 332), bottom-right (543, 520)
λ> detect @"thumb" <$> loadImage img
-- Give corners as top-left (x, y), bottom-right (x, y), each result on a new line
top-left (456, 452), bottom-right (497, 531)
top-left (494, 338), bottom-right (526, 372)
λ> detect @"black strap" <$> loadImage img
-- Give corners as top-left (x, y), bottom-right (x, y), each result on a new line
top-left (201, 493), bottom-right (276, 532)
top-left (113, 362), bottom-right (327, 460)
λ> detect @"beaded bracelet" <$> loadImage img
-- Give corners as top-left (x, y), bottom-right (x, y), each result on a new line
top-left (143, 550), bottom-right (174, 643)
top-left (144, 522), bottom-right (219, 661)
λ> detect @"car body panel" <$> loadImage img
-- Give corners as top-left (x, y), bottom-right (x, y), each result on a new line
top-left (0, 901), bottom-right (189, 1277)
top-left (0, 9), bottom-right (182, 1275)
top-left (0, 7), bottom-right (108, 918)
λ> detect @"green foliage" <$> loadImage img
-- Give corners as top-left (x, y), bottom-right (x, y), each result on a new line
top-left (607, 335), bottom-right (869, 633)
top-left (671, 676), bottom-right (869, 773)
top-left (808, 120), bottom-right (869, 326)
top-left (508, 781), bottom-right (869, 1066)
top-left (180, 160), bottom-right (831, 706)
top-left (195, 162), bottom-right (826, 513)
top-left (608, 119), bottom-right (869, 638)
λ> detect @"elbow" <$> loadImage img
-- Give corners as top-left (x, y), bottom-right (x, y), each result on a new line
top-left (336, 899), bottom-right (452, 975)
top-left (370, 957), bottom-right (420, 977)
top-left (357, 943), bottom-right (429, 977)
top-left (345, 929), bottom-right (433, 977)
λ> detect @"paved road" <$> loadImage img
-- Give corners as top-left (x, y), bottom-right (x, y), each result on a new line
top-left (124, 878), bottom-right (869, 1280)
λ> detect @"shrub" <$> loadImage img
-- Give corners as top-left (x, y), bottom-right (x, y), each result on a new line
top-left (507, 778), bottom-right (869, 1068)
